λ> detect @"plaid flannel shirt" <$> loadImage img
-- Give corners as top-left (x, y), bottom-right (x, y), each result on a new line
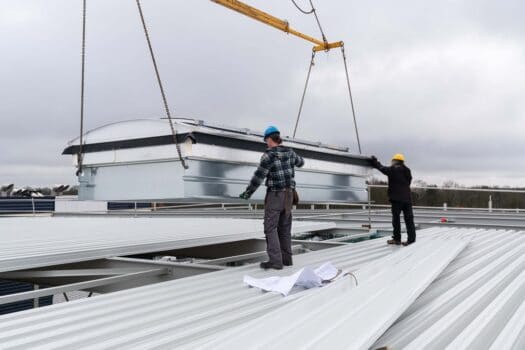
top-left (246, 146), bottom-right (305, 195)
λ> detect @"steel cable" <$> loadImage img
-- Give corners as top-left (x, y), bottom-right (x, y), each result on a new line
top-left (293, 50), bottom-right (316, 138)
top-left (77, 0), bottom-right (87, 176)
top-left (290, 0), bottom-right (327, 46)
top-left (290, 2), bottom-right (363, 153)
top-left (290, 0), bottom-right (314, 14)
top-left (341, 45), bottom-right (362, 154)
top-left (309, 0), bottom-right (328, 46)
top-left (136, 0), bottom-right (188, 169)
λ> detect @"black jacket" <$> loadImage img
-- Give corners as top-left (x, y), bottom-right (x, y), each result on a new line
top-left (372, 159), bottom-right (412, 203)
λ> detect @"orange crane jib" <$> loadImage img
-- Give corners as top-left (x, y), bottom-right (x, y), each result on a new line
top-left (211, 0), bottom-right (343, 52)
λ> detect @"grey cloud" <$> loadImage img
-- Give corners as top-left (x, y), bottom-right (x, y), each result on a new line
top-left (1, 0), bottom-right (524, 186)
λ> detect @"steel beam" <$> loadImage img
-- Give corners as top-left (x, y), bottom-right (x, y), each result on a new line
top-left (0, 268), bottom-right (167, 306)
top-left (0, 268), bottom-right (141, 280)
top-left (203, 244), bottom-right (305, 265)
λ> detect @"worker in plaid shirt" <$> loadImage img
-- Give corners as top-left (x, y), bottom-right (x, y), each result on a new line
top-left (240, 126), bottom-right (304, 270)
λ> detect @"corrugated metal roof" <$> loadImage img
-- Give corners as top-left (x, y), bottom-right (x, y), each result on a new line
top-left (0, 227), bottom-right (522, 349)
top-left (0, 217), bottom-right (334, 273)
top-left (0, 231), bottom-right (395, 349)
top-left (373, 227), bottom-right (525, 350)
top-left (204, 234), bottom-right (469, 350)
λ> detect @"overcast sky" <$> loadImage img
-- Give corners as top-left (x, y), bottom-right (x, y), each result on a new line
top-left (1, 0), bottom-right (524, 187)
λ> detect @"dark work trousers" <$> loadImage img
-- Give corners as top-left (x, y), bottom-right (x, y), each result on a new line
top-left (391, 200), bottom-right (417, 243)
top-left (264, 189), bottom-right (294, 266)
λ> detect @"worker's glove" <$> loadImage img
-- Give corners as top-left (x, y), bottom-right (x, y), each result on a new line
top-left (239, 191), bottom-right (251, 200)
top-left (370, 155), bottom-right (379, 168)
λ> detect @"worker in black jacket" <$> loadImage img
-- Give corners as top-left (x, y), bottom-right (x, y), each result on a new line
top-left (371, 154), bottom-right (416, 246)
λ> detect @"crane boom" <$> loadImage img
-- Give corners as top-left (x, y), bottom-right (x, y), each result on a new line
top-left (211, 0), bottom-right (343, 52)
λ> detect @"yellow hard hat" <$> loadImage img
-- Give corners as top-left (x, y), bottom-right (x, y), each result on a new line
top-left (392, 153), bottom-right (405, 162)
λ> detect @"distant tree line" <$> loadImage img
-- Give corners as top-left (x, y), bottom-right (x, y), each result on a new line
top-left (29, 186), bottom-right (78, 196)
top-left (6, 180), bottom-right (525, 209)
top-left (369, 178), bottom-right (525, 209)
top-left (0, 184), bottom-right (78, 197)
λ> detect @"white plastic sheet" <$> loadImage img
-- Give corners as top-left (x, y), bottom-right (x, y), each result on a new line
top-left (243, 262), bottom-right (341, 296)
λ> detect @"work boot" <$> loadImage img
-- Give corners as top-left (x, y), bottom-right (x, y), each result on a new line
top-left (282, 255), bottom-right (293, 267)
top-left (260, 261), bottom-right (283, 270)
top-left (402, 241), bottom-right (415, 246)
top-left (387, 239), bottom-right (401, 245)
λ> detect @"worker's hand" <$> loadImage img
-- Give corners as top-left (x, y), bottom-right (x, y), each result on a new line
top-left (370, 155), bottom-right (380, 169)
top-left (239, 191), bottom-right (251, 200)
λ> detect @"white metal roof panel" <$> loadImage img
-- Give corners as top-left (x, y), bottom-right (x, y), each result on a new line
top-left (373, 227), bottom-right (525, 350)
top-left (0, 232), bottom-right (397, 349)
top-left (0, 227), bottom-right (523, 349)
top-left (206, 235), bottom-right (468, 349)
top-left (0, 217), bottom-right (335, 273)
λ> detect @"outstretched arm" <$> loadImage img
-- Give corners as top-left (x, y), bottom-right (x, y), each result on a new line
top-left (371, 156), bottom-right (392, 176)
top-left (294, 151), bottom-right (305, 168)
top-left (242, 153), bottom-right (272, 198)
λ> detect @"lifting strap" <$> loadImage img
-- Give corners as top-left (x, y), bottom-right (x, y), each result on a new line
top-left (135, 0), bottom-right (188, 169)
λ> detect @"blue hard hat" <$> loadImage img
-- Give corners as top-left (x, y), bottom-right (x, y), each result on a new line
top-left (264, 126), bottom-right (280, 139)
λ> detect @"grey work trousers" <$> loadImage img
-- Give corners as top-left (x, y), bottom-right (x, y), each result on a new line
top-left (264, 190), bottom-right (294, 266)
